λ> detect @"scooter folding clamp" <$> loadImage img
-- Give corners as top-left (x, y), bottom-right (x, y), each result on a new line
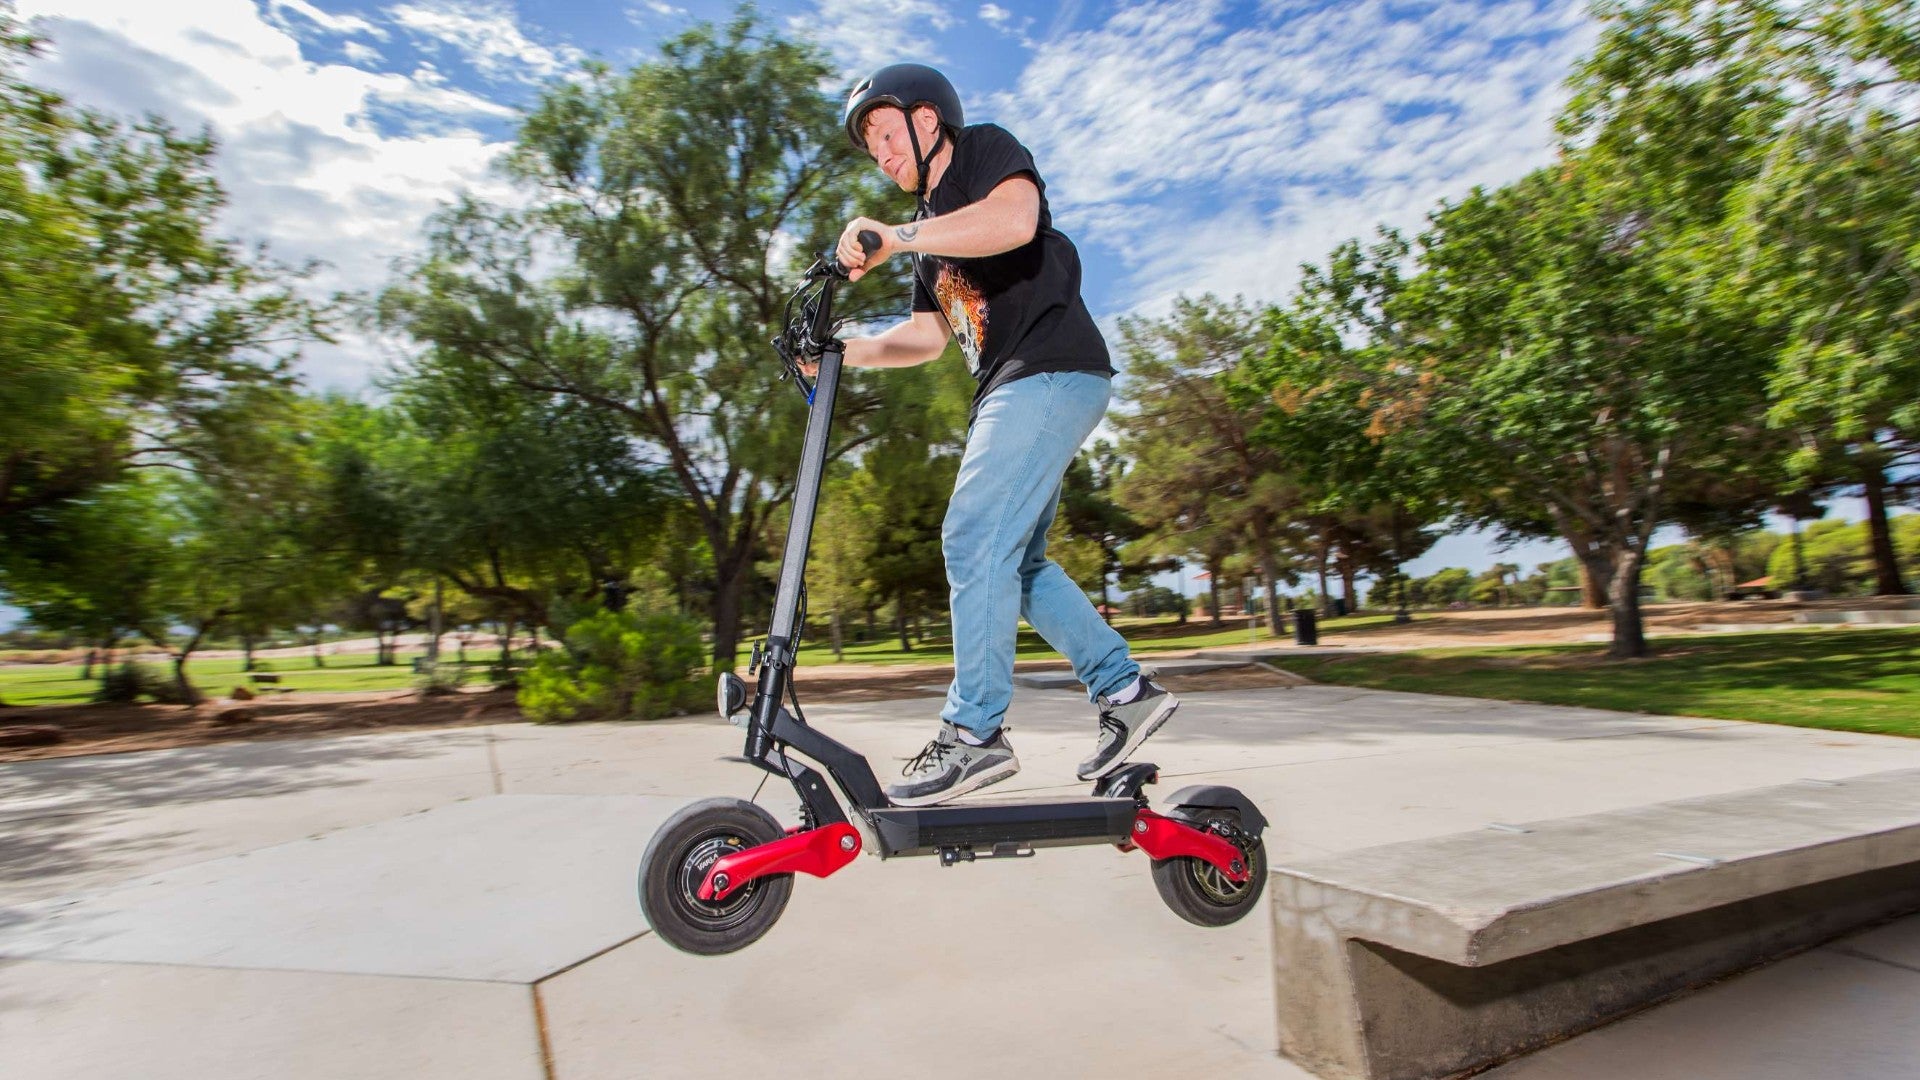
top-left (1121, 808), bottom-right (1252, 883)
top-left (697, 821), bottom-right (862, 902)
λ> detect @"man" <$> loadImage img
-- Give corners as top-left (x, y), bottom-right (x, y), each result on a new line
top-left (827, 63), bottom-right (1177, 807)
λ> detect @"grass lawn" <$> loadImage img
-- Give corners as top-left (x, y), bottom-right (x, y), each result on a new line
top-left (0, 649), bottom-right (507, 707)
top-left (790, 613), bottom-right (1384, 667)
top-left (1278, 628), bottom-right (1920, 738)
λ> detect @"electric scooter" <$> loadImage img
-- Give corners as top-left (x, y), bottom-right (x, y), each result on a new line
top-left (637, 233), bottom-right (1269, 955)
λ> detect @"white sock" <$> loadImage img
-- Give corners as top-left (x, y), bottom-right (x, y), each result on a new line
top-left (956, 727), bottom-right (995, 746)
top-left (1108, 676), bottom-right (1145, 705)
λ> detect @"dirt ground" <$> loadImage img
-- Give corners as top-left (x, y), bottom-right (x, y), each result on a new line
top-left (1176, 596), bottom-right (1919, 651)
top-left (0, 662), bottom-right (1300, 763)
top-left (0, 687), bottom-right (529, 764)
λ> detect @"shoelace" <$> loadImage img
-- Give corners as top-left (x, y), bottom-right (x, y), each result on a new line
top-left (902, 737), bottom-right (956, 777)
top-left (1095, 711), bottom-right (1126, 747)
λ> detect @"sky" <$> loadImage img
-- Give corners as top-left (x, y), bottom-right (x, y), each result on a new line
top-left (5, 0), bottom-right (1715, 609)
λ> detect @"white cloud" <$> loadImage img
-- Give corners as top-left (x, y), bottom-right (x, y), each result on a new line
top-left (16, 0), bottom-right (523, 389)
top-left (990, 0), bottom-right (1601, 317)
top-left (267, 0), bottom-right (386, 40)
top-left (341, 39), bottom-right (382, 65)
top-left (390, 0), bottom-right (585, 83)
top-left (792, 0), bottom-right (958, 76)
top-left (978, 2), bottom-right (1035, 48)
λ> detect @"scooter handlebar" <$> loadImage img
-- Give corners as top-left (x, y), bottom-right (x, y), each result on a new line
top-left (826, 230), bottom-right (882, 280)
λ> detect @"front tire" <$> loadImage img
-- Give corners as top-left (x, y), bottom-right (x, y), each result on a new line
top-left (1150, 809), bottom-right (1267, 927)
top-left (639, 797), bottom-right (793, 955)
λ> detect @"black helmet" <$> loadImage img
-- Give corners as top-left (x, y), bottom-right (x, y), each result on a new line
top-left (843, 63), bottom-right (964, 154)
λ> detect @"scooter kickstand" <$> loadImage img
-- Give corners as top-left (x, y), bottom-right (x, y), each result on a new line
top-left (938, 843), bottom-right (1036, 866)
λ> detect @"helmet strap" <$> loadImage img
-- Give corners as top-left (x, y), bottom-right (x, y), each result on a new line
top-left (904, 109), bottom-right (947, 217)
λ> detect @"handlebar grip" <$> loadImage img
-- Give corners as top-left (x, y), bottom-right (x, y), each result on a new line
top-left (824, 230), bottom-right (885, 281)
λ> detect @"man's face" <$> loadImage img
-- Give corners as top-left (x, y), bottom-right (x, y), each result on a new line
top-left (862, 105), bottom-right (936, 192)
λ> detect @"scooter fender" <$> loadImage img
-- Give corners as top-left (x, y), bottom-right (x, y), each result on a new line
top-left (1157, 785), bottom-right (1268, 836)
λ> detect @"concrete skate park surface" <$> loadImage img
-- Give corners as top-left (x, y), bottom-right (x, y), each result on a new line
top-left (4, 682), bottom-right (1920, 1079)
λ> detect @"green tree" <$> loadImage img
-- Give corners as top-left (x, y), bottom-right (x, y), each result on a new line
top-left (1421, 567), bottom-right (1474, 606)
top-left (1114, 295), bottom-right (1301, 635)
top-left (808, 467), bottom-right (878, 660)
top-left (0, 477), bottom-right (178, 697)
top-left (1059, 443), bottom-right (1152, 623)
top-left (1411, 115), bottom-right (1779, 657)
top-left (1240, 235), bottom-right (1443, 619)
top-left (0, 22), bottom-right (322, 539)
top-left (383, 12), bottom-right (907, 668)
top-left (1566, 0), bottom-right (1920, 595)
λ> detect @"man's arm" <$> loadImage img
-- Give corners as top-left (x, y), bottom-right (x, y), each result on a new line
top-left (836, 177), bottom-right (1041, 279)
top-left (801, 310), bottom-right (949, 375)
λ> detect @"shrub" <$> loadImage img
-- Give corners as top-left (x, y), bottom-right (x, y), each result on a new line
top-left (517, 610), bottom-right (707, 723)
top-left (96, 661), bottom-right (155, 704)
top-left (95, 662), bottom-right (194, 704)
top-left (414, 662), bottom-right (464, 697)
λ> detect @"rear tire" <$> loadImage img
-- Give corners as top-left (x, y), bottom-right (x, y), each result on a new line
top-left (639, 797), bottom-right (793, 955)
top-left (1150, 809), bottom-right (1266, 927)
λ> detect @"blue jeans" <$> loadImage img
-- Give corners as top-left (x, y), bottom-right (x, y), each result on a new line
top-left (940, 371), bottom-right (1139, 739)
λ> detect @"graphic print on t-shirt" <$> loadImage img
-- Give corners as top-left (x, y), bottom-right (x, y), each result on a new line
top-left (932, 262), bottom-right (988, 375)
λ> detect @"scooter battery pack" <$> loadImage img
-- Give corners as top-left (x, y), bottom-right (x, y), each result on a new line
top-left (868, 796), bottom-right (1137, 858)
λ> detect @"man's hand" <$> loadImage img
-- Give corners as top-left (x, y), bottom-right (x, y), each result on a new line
top-left (836, 217), bottom-right (896, 281)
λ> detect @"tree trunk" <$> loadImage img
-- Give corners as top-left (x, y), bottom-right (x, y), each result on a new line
top-left (895, 609), bottom-right (913, 652)
top-left (1577, 557), bottom-right (1609, 608)
top-left (1578, 551), bottom-right (1614, 621)
top-left (1790, 517), bottom-right (1808, 590)
top-left (1098, 575), bottom-right (1112, 625)
top-left (1251, 523), bottom-right (1286, 638)
top-left (173, 656), bottom-right (198, 704)
top-left (172, 627), bottom-right (208, 706)
top-left (1340, 568), bottom-right (1357, 616)
top-left (242, 632), bottom-right (255, 673)
top-left (1207, 561), bottom-right (1223, 627)
top-left (93, 638), bottom-right (113, 691)
top-left (427, 579), bottom-right (443, 662)
top-left (1861, 458), bottom-right (1909, 595)
top-left (707, 556), bottom-right (751, 670)
top-left (830, 612), bottom-right (844, 661)
top-left (1315, 548), bottom-right (1331, 617)
top-left (310, 631), bottom-right (326, 668)
top-left (1607, 548), bottom-right (1648, 660)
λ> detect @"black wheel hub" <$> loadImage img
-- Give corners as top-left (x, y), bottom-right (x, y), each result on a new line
top-left (671, 831), bottom-right (761, 928)
top-left (1191, 820), bottom-right (1260, 904)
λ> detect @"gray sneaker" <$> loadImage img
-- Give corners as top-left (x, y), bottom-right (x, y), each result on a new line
top-left (886, 722), bottom-right (1020, 807)
top-left (1077, 673), bottom-right (1179, 780)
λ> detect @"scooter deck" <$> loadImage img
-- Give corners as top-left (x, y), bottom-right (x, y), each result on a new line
top-left (866, 795), bottom-right (1138, 859)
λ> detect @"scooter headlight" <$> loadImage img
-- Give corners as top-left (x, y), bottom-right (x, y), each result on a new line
top-left (716, 671), bottom-right (748, 723)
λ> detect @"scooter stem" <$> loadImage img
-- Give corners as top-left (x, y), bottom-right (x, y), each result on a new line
top-left (747, 339), bottom-right (844, 760)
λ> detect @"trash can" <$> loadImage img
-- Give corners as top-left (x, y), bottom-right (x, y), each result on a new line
top-left (1331, 597), bottom-right (1347, 617)
top-left (1294, 606), bottom-right (1318, 646)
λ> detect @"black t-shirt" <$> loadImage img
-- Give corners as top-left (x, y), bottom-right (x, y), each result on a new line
top-left (910, 124), bottom-right (1113, 415)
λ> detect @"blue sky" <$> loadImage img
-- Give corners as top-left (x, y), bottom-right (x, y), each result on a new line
top-left (10, 0), bottom-right (1641, 595)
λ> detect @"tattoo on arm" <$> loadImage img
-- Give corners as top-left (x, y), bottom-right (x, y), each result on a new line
top-left (894, 223), bottom-right (920, 245)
